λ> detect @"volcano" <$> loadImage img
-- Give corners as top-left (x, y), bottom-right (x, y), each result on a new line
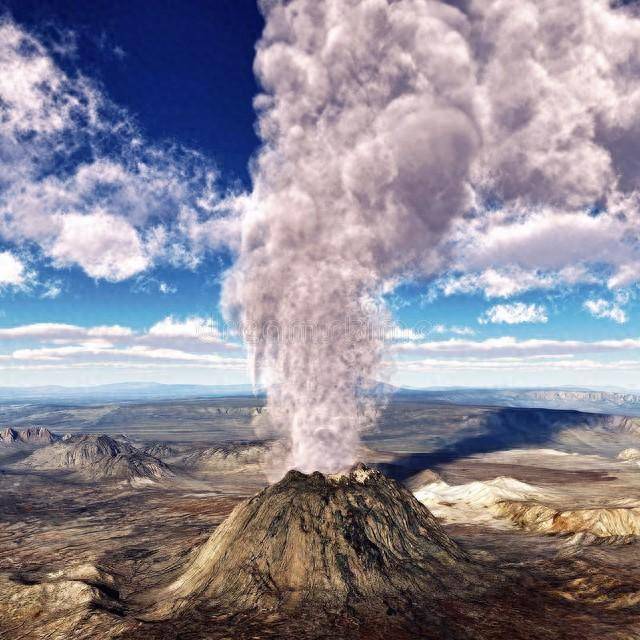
top-left (141, 464), bottom-right (498, 638)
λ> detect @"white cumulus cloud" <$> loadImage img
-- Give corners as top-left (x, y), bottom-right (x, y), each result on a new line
top-left (48, 211), bottom-right (149, 281)
top-left (0, 17), bottom-right (233, 285)
top-left (0, 250), bottom-right (27, 288)
top-left (479, 303), bottom-right (548, 325)
top-left (584, 298), bottom-right (628, 324)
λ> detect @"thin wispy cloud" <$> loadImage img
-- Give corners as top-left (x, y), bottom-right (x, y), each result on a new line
top-left (396, 357), bottom-right (640, 373)
top-left (0, 317), bottom-right (243, 373)
top-left (393, 336), bottom-right (640, 358)
top-left (0, 17), bottom-right (233, 285)
top-left (434, 265), bottom-right (597, 300)
top-left (430, 324), bottom-right (476, 336)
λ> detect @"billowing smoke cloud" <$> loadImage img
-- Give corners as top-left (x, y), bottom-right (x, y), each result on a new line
top-left (224, 0), bottom-right (640, 476)
top-left (469, 0), bottom-right (640, 207)
top-left (224, 0), bottom-right (480, 475)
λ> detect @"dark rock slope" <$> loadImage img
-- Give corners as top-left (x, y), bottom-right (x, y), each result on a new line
top-left (140, 464), bottom-right (499, 638)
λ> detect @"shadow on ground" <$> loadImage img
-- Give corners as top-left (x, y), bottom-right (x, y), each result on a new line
top-left (376, 407), bottom-right (593, 481)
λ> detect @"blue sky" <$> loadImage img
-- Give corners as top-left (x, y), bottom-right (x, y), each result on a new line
top-left (0, 1), bottom-right (639, 390)
top-left (4, 0), bottom-right (263, 185)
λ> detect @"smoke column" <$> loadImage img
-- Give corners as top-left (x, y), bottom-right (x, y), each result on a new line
top-left (223, 0), bottom-right (640, 476)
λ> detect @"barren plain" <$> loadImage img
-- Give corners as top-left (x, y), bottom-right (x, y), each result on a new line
top-left (0, 397), bottom-right (638, 639)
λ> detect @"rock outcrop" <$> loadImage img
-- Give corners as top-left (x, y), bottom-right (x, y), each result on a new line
top-left (415, 476), bottom-right (549, 508)
top-left (413, 476), bottom-right (555, 528)
top-left (142, 443), bottom-right (177, 459)
top-left (494, 501), bottom-right (640, 538)
top-left (181, 440), bottom-right (281, 472)
top-left (0, 426), bottom-right (58, 445)
top-left (404, 468), bottom-right (443, 492)
top-left (0, 563), bottom-right (122, 639)
top-left (19, 434), bottom-right (172, 484)
top-left (617, 447), bottom-right (640, 462)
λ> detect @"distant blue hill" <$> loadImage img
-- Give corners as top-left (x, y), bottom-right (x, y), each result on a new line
top-left (0, 382), bottom-right (260, 403)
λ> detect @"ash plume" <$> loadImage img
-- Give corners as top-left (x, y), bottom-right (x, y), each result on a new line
top-left (223, 0), bottom-right (640, 477)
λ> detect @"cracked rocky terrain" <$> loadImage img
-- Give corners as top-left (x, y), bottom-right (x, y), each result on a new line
top-left (0, 398), bottom-right (638, 639)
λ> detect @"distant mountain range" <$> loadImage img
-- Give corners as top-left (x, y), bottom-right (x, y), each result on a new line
top-left (395, 386), bottom-right (640, 416)
top-left (0, 382), bottom-right (258, 403)
top-left (0, 382), bottom-right (639, 415)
